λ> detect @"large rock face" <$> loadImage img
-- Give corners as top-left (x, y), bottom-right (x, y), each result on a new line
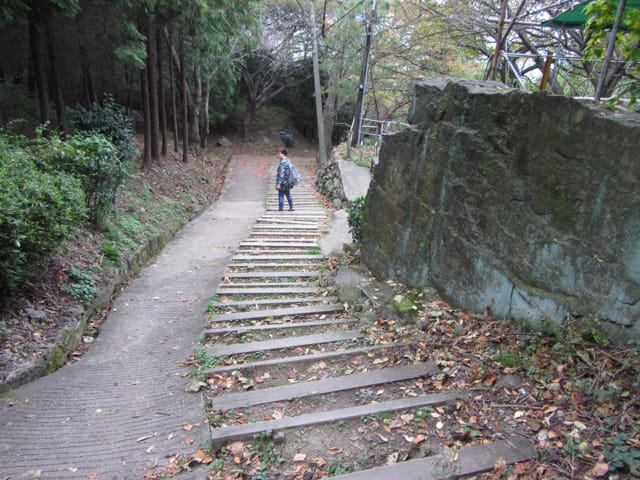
top-left (362, 79), bottom-right (640, 339)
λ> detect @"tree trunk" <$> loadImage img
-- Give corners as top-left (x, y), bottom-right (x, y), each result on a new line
top-left (201, 81), bottom-right (210, 150)
top-left (141, 68), bottom-right (151, 169)
top-left (147, 20), bottom-right (160, 161)
top-left (79, 45), bottom-right (98, 107)
top-left (156, 27), bottom-right (168, 156)
top-left (45, 22), bottom-right (66, 136)
top-left (180, 34), bottom-right (188, 163)
top-left (166, 25), bottom-right (179, 152)
top-left (242, 103), bottom-right (256, 140)
top-left (28, 22), bottom-right (49, 128)
top-left (190, 61), bottom-right (201, 148)
top-left (322, 92), bottom-right (338, 155)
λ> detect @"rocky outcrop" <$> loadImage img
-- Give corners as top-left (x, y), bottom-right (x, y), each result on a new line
top-left (362, 79), bottom-right (640, 340)
top-left (315, 150), bottom-right (349, 209)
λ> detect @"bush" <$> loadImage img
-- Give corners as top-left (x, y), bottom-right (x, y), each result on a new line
top-left (347, 196), bottom-right (366, 244)
top-left (67, 94), bottom-right (138, 166)
top-left (0, 135), bottom-right (86, 296)
top-left (37, 133), bottom-right (127, 226)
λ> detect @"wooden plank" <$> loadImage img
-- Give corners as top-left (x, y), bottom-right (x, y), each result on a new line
top-left (328, 437), bottom-right (536, 480)
top-left (209, 361), bottom-right (438, 410)
top-left (249, 232), bottom-right (320, 237)
top-left (240, 241), bottom-right (319, 247)
top-left (202, 342), bottom-right (412, 375)
top-left (209, 297), bottom-right (338, 308)
top-left (253, 224), bottom-right (319, 230)
top-left (231, 255), bottom-right (324, 260)
top-left (215, 287), bottom-right (317, 295)
top-left (210, 391), bottom-right (459, 450)
top-left (204, 318), bottom-right (354, 336)
top-left (228, 263), bottom-right (319, 269)
top-left (206, 330), bottom-right (361, 358)
top-left (208, 304), bottom-right (343, 322)
top-left (235, 250), bottom-right (322, 255)
top-left (218, 281), bottom-right (309, 287)
top-left (224, 271), bottom-right (320, 278)
top-left (256, 219), bottom-right (320, 225)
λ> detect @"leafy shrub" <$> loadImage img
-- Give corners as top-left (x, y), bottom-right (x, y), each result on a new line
top-left (0, 135), bottom-right (86, 296)
top-left (67, 266), bottom-right (97, 306)
top-left (37, 133), bottom-right (128, 226)
top-left (347, 196), bottom-right (366, 244)
top-left (67, 94), bottom-right (138, 166)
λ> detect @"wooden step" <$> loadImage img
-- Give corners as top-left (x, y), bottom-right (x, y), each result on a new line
top-left (224, 271), bottom-right (320, 278)
top-left (206, 330), bottom-right (361, 357)
top-left (256, 219), bottom-right (320, 226)
top-left (235, 250), bottom-right (321, 255)
top-left (210, 391), bottom-right (459, 450)
top-left (215, 287), bottom-right (318, 295)
top-left (218, 281), bottom-right (310, 288)
top-left (253, 224), bottom-right (319, 230)
top-left (239, 242), bottom-right (319, 249)
top-left (227, 263), bottom-right (319, 269)
top-left (204, 318), bottom-right (354, 337)
top-left (329, 437), bottom-right (536, 480)
top-left (231, 254), bottom-right (324, 261)
top-left (249, 232), bottom-right (320, 237)
top-left (209, 297), bottom-right (338, 309)
top-left (202, 342), bottom-right (411, 375)
top-left (209, 361), bottom-right (438, 410)
top-left (208, 304), bottom-right (343, 322)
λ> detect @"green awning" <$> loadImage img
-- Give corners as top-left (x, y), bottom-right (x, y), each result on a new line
top-left (541, 0), bottom-right (640, 29)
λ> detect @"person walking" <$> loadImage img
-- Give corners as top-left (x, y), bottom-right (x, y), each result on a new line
top-left (275, 147), bottom-right (295, 211)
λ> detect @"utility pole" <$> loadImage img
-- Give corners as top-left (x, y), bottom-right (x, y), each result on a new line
top-left (310, 3), bottom-right (327, 164)
top-left (350, 0), bottom-right (376, 148)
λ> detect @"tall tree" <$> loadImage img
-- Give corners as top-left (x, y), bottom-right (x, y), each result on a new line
top-left (237, 0), bottom-right (313, 138)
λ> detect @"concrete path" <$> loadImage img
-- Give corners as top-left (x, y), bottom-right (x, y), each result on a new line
top-left (0, 154), bottom-right (274, 479)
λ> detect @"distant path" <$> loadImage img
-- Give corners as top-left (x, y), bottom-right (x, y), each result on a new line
top-left (0, 154), bottom-right (273, 479)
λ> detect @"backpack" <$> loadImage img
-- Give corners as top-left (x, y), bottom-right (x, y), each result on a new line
top-left (287, 160), bottom-right (300, 187)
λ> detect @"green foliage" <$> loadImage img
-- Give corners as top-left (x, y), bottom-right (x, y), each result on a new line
top-left (37, 133), bottom-right (126, 226)
top-left (347, 196), bottom-right (366, 244)
top-left (102, 241), bottom-right (120, 263)
top-left (585, 0), bottom-right (640, 103)
top-left (67, 94), bottom-right (138, 167)
top-left (67, 266), bottom-right (98, 306)
top-left (327, 460), bottom-right (352, 475)
top-left (603, 433), bottom-right (640, 475)
top-left (0, 134), bottom-right (86, 296)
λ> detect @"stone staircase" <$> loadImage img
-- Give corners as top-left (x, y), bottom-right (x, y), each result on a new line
top-left (196, 174), bottom-right (536, 478)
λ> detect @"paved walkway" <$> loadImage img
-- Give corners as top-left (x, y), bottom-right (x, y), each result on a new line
top-left (0, 154), bottom-right (276, 479)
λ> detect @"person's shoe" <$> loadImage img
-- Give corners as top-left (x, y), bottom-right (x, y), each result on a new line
top-left (289, 208), bottom-right (295, 211)
top-left (278, 208), bottom-right (283, 211)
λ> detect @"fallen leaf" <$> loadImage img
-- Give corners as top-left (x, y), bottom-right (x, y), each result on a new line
top-left (293, 453), bottom-right (307, 462)
top-left (413, 434), bottom-right (427, 445)
top-left (493, 457), bottom-right (507, 476)
top-left (195, 449), bottom-right (213, 464)
top-left (327, 446), bottom-right (343, 455)
top-left (312, 458), bottom-right (326, 468)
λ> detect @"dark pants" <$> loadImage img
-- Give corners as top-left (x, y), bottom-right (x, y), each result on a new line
top-left (278, 188), bottom-right (294, 211)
